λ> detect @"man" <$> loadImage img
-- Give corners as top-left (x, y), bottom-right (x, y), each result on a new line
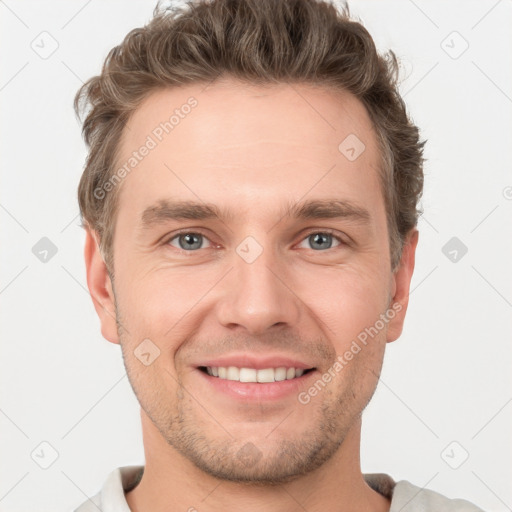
top-left (74, 0), bottom-right (482, 510)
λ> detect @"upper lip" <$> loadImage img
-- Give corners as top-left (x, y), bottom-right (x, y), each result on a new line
top-left (195, 354), bottom-right (316, 370)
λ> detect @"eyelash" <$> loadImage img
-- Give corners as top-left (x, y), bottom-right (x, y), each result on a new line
top-left (163, 228), bottom-right (347, 253)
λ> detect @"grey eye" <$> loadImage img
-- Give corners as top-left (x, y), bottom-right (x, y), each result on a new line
top-left (298, 232), bottom-right (341, 251)
top-left (169, 233), bottom-right (210, 251)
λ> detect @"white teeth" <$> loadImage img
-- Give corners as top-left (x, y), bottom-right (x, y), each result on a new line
top-left (226, 366), bottom-right (239, 380)
top-left (257, 368), bottom-right (275, 383)
top-left (274, 367), bottom-right (287, 381)
top-left (239, 368), bottom-right (257, 382)
top-left (205, 366), bottom-right (309, 383)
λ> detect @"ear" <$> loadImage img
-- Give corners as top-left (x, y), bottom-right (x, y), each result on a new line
top-left (386, 229), bottom-right (419, 343)
top-left (84, 228), bottom-right (120, 344)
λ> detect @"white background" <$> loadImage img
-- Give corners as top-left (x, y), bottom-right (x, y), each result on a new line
top-left (1, 1), bottom-right (511, 511)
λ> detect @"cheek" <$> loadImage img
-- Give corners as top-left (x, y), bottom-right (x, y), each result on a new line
top-left (115, 265), bottom-right (218, 347)
top-left (298, 263), bottom-right (390, 343)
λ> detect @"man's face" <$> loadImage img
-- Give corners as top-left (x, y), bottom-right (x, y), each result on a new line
top-left (88, 80), bottom-right (415, 483)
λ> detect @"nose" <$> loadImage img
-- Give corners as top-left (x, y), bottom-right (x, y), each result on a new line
top-left (215, 242), bottom-right (301, 335)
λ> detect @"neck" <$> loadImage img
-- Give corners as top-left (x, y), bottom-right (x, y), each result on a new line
top-left (125, 410), bottom-right (390, 512)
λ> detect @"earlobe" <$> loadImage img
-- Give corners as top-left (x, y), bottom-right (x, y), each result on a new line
top-left (84, 228), bottom-right (120, 344)
top-left (386, 229), bottom-right (419, 343)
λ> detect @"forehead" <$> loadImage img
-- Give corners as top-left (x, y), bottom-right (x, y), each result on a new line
top-left (115, 80), bottom-right (384, 226)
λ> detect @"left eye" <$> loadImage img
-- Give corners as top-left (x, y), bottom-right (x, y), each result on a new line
top-left (168, 233), bottom-right (211, 251)
top-left (297, 232), bottom-right (342, 251)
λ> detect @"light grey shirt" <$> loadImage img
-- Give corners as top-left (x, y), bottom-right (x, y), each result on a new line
top-left (75, 465), bottom-right (484, 512)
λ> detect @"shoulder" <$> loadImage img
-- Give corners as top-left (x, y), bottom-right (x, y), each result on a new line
top-left (73, 466), bottom-right (144, 512)
top-left (74, 492), bottom-right (102, 512)
top-left (364, 474), bottom-right (484, 511)
top-left (390, 480), bottom-right (485, 512)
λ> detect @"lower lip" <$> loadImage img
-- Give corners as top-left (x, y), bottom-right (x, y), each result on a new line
top-left (195, 368), bottom-right (317, 401)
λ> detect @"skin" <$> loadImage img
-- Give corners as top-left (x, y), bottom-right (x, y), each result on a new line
top-left (85, 80), bottom-right (418, 512)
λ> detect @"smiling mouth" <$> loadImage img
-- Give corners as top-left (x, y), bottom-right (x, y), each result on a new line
top-left (198, 366), bottom-right (316, 383)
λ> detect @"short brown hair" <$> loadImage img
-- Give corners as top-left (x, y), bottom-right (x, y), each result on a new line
top-left (75, 0), bottom-right (425, 273)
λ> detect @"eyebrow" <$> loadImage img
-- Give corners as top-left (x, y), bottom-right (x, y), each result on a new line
top-left (139, 198), bottom-right (371, 230)
top-left (141, 200), bottom-right (234, 228)
top-left (285, 198), bottom-right (371, 224)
